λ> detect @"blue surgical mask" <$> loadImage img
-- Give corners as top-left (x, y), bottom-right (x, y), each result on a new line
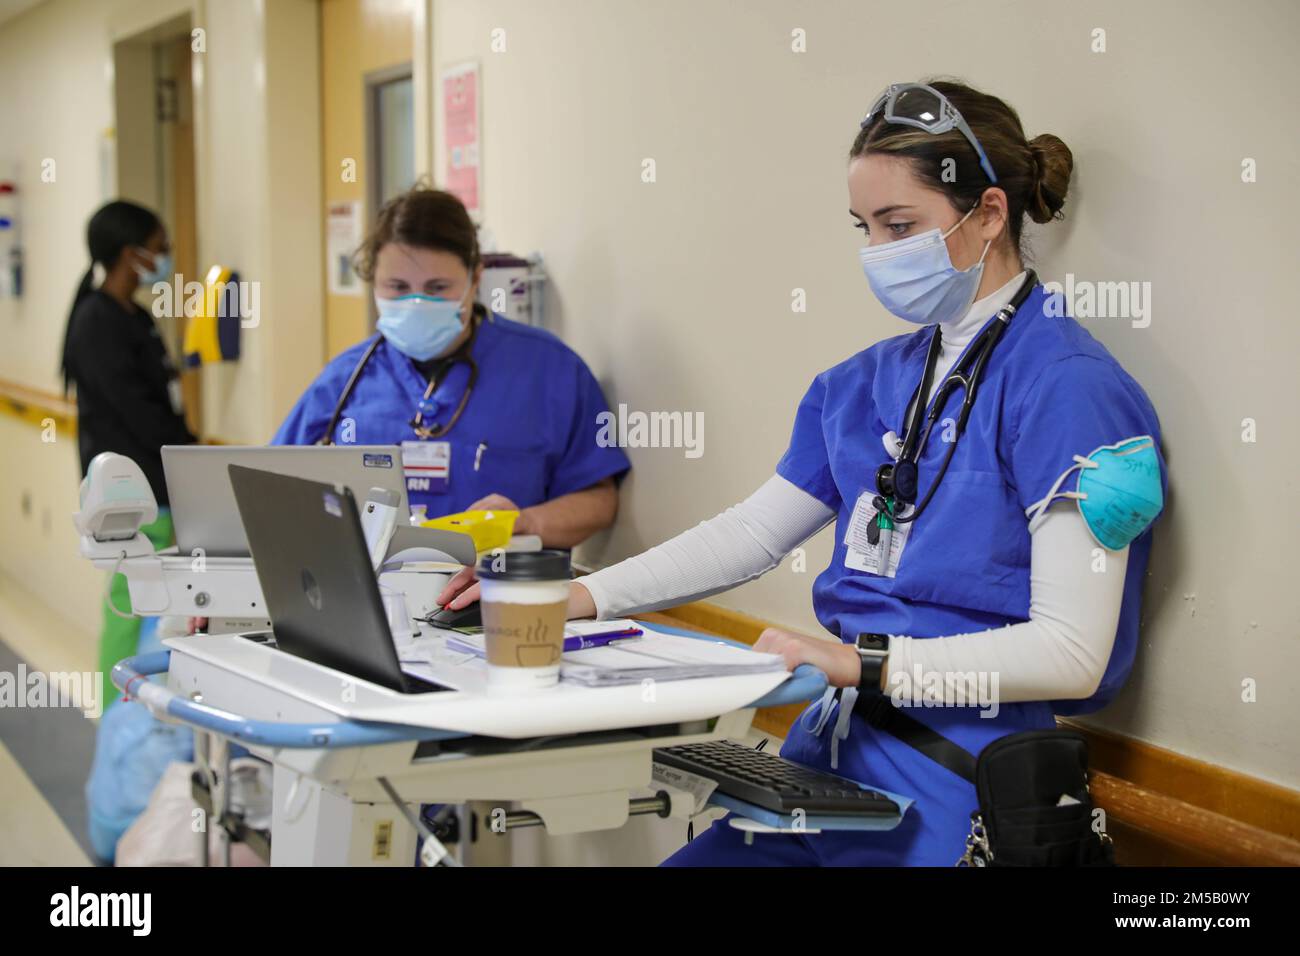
top-left (1025, 436), bottom-right (1164, 550)
top-left (858, 205), bottom-right (990, 326)
top-left (376, 293), bottom-right (466, 361)
top-left (133, 248), bottom-right (174, 286)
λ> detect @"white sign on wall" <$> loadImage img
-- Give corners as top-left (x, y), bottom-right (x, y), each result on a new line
top-left (441, 60), bottom-right (480, 218)
top-left (326, 199), bottom-right (363, 297)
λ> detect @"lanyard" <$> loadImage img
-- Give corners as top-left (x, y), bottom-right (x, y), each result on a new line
top-left (409, 311), bottom-right (482, 439)
top-left (317, 311), bottom-right (484, 446)
top-left (873, 270), bottom-right (1037, 531)
top-left (410, 355), bottom-right (478, 439)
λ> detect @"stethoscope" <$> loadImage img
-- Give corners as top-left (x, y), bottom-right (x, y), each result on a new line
top-left (317, 308), bottom-right (483, 446)
top-left (868, 270), bottom-right (1038, 556)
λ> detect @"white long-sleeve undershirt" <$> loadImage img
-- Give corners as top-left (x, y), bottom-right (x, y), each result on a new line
top-left (580, 474), bottom-right (835, 618)
top-left (927, 271), bottom-right (1027, 403)
top-left (579, 270), bottom-right (1128, 704)
top-left (579, 475), bottom-right (1127, 704)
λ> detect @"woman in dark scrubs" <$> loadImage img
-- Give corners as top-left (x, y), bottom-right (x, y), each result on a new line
top-left (61, 200), bottom-right (195, 691)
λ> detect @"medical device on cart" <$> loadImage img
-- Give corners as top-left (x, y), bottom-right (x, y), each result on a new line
top-left (79, 452), bottom-right (913, 866)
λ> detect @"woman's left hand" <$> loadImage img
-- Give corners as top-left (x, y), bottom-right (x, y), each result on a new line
top-left (753, 627), bottom-right (863, 688)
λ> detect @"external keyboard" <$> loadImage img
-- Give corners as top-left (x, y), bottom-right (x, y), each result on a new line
top-left (653, 739), bottom-right (899, 817)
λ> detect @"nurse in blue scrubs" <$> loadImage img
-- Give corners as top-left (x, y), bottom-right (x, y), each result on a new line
top-left (440, 80), bottom-right (1166, 865)
top-left (274, 187), bottom-right (630, 547)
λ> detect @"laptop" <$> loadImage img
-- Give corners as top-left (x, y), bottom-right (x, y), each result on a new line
top-left (227, 464), bottom-right (447, 695)
top-left (163, 445), bottom-right (409, 557)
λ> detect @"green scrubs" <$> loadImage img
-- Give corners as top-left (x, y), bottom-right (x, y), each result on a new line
top-left (98, 508), bottom-right (173, 708)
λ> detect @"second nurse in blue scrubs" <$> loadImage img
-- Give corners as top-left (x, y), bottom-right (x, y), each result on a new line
top-left (274, 187), bottom-right (630, 547)
top-left (443, 80), bottom-right (1167, 865)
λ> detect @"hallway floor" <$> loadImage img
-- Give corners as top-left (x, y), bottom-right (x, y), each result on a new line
top-left (0, 572), bottom-right (97, 865)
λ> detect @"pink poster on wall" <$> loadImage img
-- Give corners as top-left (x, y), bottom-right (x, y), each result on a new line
top-left (442, 61), bottom-right (480, 217)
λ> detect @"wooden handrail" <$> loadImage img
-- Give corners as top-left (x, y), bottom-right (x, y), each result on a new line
top-left (0, 375), bottom-right (234, 443)
top-left (1090, 771), bottom-right (1300, 866)
top-left (0, 376), bottom-right (77, 432)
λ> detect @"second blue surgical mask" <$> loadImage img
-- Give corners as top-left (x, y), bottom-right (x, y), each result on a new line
top-left (1024, 436), bottom-right (1164, 550)
top-left (858, 205), bottom-right (990, 326)
top-left (376, 293), bottom-right (466, 361)
top-left (133, 248), bottom-right (174, 286)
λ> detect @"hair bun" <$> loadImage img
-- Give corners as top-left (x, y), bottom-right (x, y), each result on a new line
top-left (1026, 133), bottom-right (1073, 223)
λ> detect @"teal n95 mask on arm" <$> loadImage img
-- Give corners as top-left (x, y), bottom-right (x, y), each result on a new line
top-left (1024, 436), bottom-right (1164, 550)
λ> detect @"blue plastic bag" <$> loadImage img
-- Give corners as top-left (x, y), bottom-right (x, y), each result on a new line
top-left (85, 617), bottom-right (194, 863)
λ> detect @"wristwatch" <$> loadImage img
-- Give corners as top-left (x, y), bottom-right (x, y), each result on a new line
top-left (855, 632), bottom-right (891, 692)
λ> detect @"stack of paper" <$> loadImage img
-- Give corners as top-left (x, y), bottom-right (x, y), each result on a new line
top-left (559, 631), bottom-right (786, 687)
top-left (429, 626), bottom-right (785, 687)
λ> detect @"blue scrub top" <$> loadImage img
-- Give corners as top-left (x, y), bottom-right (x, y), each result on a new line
top-left (272, 313), bottom-right (631, 516)
top-left (777, 283), bottom-right (1165, 755)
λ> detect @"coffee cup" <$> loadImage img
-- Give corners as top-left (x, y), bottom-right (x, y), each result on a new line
top-left (477, 549), bottom-right (571, 692)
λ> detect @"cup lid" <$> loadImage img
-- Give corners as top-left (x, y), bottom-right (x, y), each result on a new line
top-left (477, 548), bottom-right (571, 582)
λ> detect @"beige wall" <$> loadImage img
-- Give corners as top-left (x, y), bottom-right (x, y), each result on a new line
top-left (0, 0), bottom-right (123, 628)
top-left (195, 0), bottom-right (324, 442)
top-left (0, 0), bottom-right (322, 426)
top-left (429, 0), bottom-right (1300, 787)
top-left (0, 0), bottom-right (115, 395)
top-left (0, 0), bottom-right (322, 639)
top-left (320, 0), bottom-right (419, 359)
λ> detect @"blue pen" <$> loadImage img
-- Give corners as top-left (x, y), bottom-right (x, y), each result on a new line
top-left (564, 629), bottom-right (642, 652)
top-left (443, 628), bottom-right (643, 659)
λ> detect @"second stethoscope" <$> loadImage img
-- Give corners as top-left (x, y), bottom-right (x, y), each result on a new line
top-left (317, 315), bottom-right (481, 446)
top-left (868, 270), bottom-right (1038, 565)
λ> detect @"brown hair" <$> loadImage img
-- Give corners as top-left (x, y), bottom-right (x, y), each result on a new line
top-left (353, 183), bottom-right (480, 281)
top-left (850, 79), bottom-right (1073, 253)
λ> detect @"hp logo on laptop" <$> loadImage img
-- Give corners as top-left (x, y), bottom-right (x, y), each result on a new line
top-left (301, 568), bottom-right (323, 611)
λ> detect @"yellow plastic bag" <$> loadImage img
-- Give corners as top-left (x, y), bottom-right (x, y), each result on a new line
top-left (421, 509), bottom-right (519, 553)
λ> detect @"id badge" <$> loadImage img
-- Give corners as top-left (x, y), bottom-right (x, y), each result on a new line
top-left (844, 490), bottom-right (912, 578)
top-left (402, 440), bottom-right (451, 494)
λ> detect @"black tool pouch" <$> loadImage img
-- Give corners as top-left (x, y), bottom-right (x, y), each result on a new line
top-left (956, 729), bottom-right (1115, 867)
top-left (850, 691), bottom-right (1116, 866)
